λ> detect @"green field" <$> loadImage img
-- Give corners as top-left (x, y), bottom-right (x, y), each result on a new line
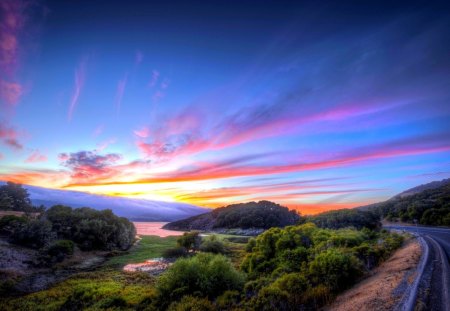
top-left (103, 235), bottom-right (178, 268)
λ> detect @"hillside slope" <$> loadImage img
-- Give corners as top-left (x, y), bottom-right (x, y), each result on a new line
top-left (0, 182), bottom-right (208, 221)
top-left (163, 200), bottom-right (300, 231)
top-left (359, 178), bottom-right (450, 226)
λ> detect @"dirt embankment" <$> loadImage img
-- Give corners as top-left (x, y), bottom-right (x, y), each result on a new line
top-left (0, 238), bottom-right (108, 294)
top-left (325, 238), bottom-right (422, 311)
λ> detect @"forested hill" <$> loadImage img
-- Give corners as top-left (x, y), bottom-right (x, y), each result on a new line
top-left (359, 178), bottom-right (450, 226)
top-left (163, 201), bottom-right (300, 231)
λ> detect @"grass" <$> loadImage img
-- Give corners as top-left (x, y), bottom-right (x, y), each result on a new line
top-left (2, 271), bottom-right (156, 311)
top-left (104, 235), bottom-right (178, 268)
top-left (2, 234), bottom-right (249, 310)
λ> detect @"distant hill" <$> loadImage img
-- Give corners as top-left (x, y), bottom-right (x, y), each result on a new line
top-left (358, 178), bottom-right (450, 226)
top-left (0, 182), bottom-right (208, 222)
top-left (395, 178), bottom-right (450, 198)
top-left (307, 209), bottom-right (380, 230)
top-left (163, 200), bottom-right (300, 231)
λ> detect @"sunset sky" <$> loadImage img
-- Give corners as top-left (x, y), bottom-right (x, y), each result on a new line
top-left (0, 0), bottom-right (449, 214)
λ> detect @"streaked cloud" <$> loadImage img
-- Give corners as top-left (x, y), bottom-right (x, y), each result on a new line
top-left (68, 57), bottom-right (88, 122)
top-left (0, 123), bottom-right (22, 150)
top-left (25, 150), bottom-right (47, 163)
top-left (115, 73), bottom-right (128, 115)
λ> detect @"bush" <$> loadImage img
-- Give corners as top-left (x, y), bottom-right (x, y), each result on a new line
top-left (43, 240), bottom-right (75, 263)
top-left (156, 253), bottom-right (244, 308)
top-left (167, 296), bottom-right (214, 311)
top-left (10, 219), bottom-right (55, 248)
top-left (163, 247), bottom-right (188, 259)
top-left (45, 205), bottom-right (136, 251)
top-left (177, 231), bottom-right (201, 252)
top-left (308, 248), bottom-right (362, 291)
top-left (200, 237), bottom-right (228, 254)
top-left (0, 215), bottom-right (28, 234)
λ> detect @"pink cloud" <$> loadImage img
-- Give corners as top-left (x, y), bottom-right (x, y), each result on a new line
top-left (96, 138), bottom-right (116, 151)
top-left (115, 73), bottom-right (128, 115)
top-left (93, 124), bottom-right (104, 137)
top-left (0, 79), bottom-right (22, 106)
top-left (148, 70), bottom-right (159, 88)
top-left (25, 150), bottom-right (47, 163)
top-left (0, 0), bottom-right (25, 75)
top-left (68, 58), bottom-right (87, 122)
top-left (161, 78), bottom-right (169, 89)
top-left (0, 123), bottom-right (22, 150)
top-left (133, 126), bottom-right (150, 138)
top-left (152, 90), bottom-right (164, 102)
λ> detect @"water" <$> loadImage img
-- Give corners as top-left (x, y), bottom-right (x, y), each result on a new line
top-left (133, 222), bottom-right (185, 237)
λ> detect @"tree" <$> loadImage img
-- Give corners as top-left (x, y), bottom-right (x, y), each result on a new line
top-left (156, 253), bottom-right (244, 307)
top-left (0, 182), bottom-right (33, 212)
top-left (177, 231), bottom-right (201, 252)
top-left (0, 192), bottom-right (13, 210)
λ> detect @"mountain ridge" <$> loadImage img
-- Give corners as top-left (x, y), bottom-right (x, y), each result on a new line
top-left (0, 181), bottom-right (208, 222)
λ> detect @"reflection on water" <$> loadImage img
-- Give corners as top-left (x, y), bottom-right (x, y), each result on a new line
top-left (123, 258), bottom-right (171, 273)
top-left (133, 222), bottom-right (185, 237)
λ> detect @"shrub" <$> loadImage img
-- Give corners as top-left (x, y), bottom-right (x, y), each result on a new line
top-left (10, 219), bottom-right (55, 248)
top-left (308, 248), bottom-right (362, 291)
top-left (156, 253), bottom-right (244, 307)
top-left (177, 231), bottom-right (201, 252)
top-left (167, 296), bottom-right (214, 311)
top-left (45, 205), bottom-right (136, 251)
top-left (200, 237), bottom-right (228, 254)
top-left (0, 215), bottom-right (28, 234)
top-left (42, 239), bottom-right (75, 263)
top-left (163, 247), bottom-right (188, 259)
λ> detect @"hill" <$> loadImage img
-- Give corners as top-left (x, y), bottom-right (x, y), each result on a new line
top-left (307, 208), bottom-right (380, 230)
top-left (0, 182), bottom-right (208, 222)
top-left (358, 178), bottom-right (450, 226)
top-left (163, 200), bottom-right (300, 231)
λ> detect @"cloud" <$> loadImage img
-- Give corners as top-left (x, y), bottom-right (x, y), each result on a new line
top-left (74, 132), bottom-right (450, 187)
top-left (148, 70), bottom-right (159, 88)
top-left (0, 0), bottom-right (25, 75)
top-left (0, 0), bottom-right (32, 108)
top-left (0, 153), bottom-right (3, 160)
top-left (0, 123), bottom-right (22, 150)
top-left (25, 150), bottom-right (47, 163)
top-left (115, 73), bottom-right (128, 115)
top-left (96, 138), bottom-right (116, 151)
top-left (133, 126), bottom-right (150, 138)
top-left (0, 80), bottom-right (22, 106)
top-left (68, 57), bottom-right (87, 121)
top-left (59, 150), bottom-right (122, 182)
top-left (92, 124), bottom-right (104, 137)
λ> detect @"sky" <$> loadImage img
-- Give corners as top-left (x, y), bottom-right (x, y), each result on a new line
top-left (0, 0), bottom-right (449, 214)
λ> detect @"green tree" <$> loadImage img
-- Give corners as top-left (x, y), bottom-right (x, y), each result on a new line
top-left (177, 231), bottom-right (201, 252)
top-left (156, 253), bottom-right (244, 308)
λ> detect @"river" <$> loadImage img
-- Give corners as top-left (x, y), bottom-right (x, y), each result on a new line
top-left (133, 222), bottom-right (185, 237)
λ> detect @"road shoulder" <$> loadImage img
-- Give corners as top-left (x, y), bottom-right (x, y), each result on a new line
top-left (324, 238), bottom-right (421, 311)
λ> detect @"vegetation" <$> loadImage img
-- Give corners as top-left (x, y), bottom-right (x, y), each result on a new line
top-left (238, 223), bottom-right (403, 310)
top-left (105, 235), bottom-right (178, 267)
top-left (365, 179), bottom-right (450, 226)
top-left (0, 182), bottom-right (44, 213)
top-left (44, 205), bottom-right (136, 251)
top-left (199, 235), bottom-right (229, 254)
top-left (2, 222), bottom-right (404, 310)
top-left (164, 201), bottom-right (300, 231)
top-left (176, 231), bottom-right (201, 252)
top-left (308, 209), bottom-right (381, 230)
top-left (154, 253), bottom-right (245, 309)
top-left (2, 271), bottom-right (155, 311)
